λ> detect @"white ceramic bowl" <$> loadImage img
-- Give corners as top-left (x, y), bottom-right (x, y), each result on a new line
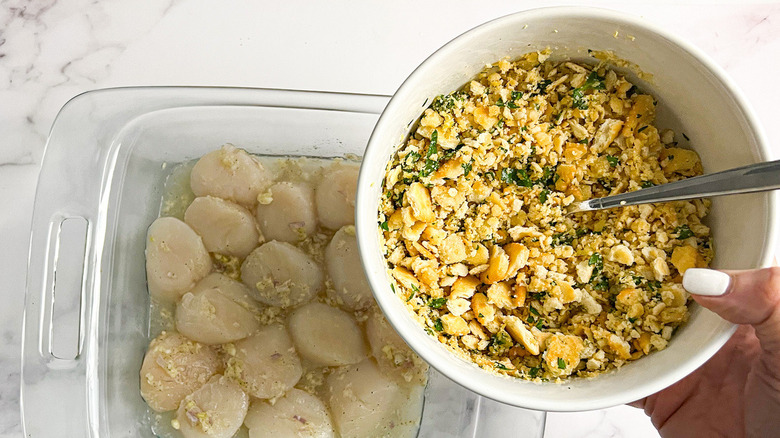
top-left (356, 7), bottom-right (778, 411)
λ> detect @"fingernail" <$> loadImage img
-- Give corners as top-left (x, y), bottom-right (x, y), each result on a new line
top-left (682, 268), bottom-right (731, 296)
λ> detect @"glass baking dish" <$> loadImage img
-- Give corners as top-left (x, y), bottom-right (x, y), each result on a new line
top-left (20, 87), bottom-right (546, 438)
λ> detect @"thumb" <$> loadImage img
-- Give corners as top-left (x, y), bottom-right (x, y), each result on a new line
top-left (684, 267), bottom-right (780, 353)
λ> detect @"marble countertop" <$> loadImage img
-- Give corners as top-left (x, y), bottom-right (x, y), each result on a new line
top-left (2, 1), bottom-right (778, 437)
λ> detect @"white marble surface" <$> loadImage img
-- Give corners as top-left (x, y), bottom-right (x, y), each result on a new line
top-left (2, 0), bottom-right (779, 437)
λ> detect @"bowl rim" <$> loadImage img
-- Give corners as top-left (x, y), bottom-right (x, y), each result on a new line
top-left (356, 6), bottom-right (778, 411)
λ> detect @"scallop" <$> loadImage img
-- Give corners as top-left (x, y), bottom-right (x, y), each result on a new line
top-left (228, 324), bottom-right (302, 399)
top-left (324, 359), bottom-right (406, 438)
top-left (139, 331), bottom-right (221, 412)
top-left (184, 196), bottom-right (261, 258)
top-left (190, 144), bottom-right (272, 207)
top-left (325, 227), bottom-right (374, 310)
top-left (288, 302), bottom-right (367, 366)
top-left (244, 388), bottom-right (334, 438)
top-left (241, 241), bottom-right (323, 308)
top-left (365, 309), bottom-right (428, 385)
top-left (315, 165), bottom-right (359, 229)
top-left (176, 287), bottom-right (260, 345)
top-left (255, 182), bottom-right (317, 243)
top-left (176, 375), bottom-right (249, 438)
top-left (145, 216), bottom-right (212, 303)
top-left (190, 272), bottom-right (263, 314)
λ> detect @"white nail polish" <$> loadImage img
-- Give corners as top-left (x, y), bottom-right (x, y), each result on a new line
top-left (682, 268), bottom-right (731, 296)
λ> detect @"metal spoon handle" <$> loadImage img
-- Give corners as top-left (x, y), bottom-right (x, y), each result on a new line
top-left (570, 159), bottom-right (780, 213)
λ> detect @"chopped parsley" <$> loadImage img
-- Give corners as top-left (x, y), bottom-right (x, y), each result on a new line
top-left (489, 330), bottom-right (514, 356)
top-left (379, 220), bottom-right (389, 231)
top-left (571, 71), bottom-right (606, 110)
top-left (500, 168), bottom-right (533, 187)
top-left (675, 224), bottom-right (694, 239)
top-left (529, 291), bottom-right (547, 301)
top-left (531, 79), bottom-right (552, 96)
top-left (403, 151), bottom-right (421, 169)
top-left (641, 181), bottom-right (655, 188)
top-left (645, 280), bottom-right (662, 292)
top-left (418, 130), bottom-right (440, 178)
top-left (592, 278), bottom-right (610, 291)
top-left (578, 138), bottom-right (589, 144)
top-left (433, 318), bottom-right (443, 332)
top-left (495, 363), bottom-right (510, 370)
top-left (428, 297), bottom-right (447, 309)
top-left (557, 357), bottom-right (566, 369)
top-left (538, 166), bottom-right (559, 188)
top-left (529, 306), bottom-right (540, 317)
top-left (538, 189), bottom-right (549, 204)
top-left (430, 91), bottom-right (467, 112)
top-left (528, 366), bottom-right (541, 378)
top-left (606, 155), bottom-right (619, 167)
top-left (496, 98), bottom-right (519, 109)
top-left (407, 284), bottom-right (419, 302)
top-left (441, 143), bottom-right (464, 161)
top-left (462, 160), bottom-right (473, 177)
top-left (588, 253), bottom-right (604, 272)
top-left (551, 228), bottom-right (589, 247)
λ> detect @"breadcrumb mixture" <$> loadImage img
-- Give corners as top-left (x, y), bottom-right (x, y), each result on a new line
top-left (378, 51), bottom-right (714, 381)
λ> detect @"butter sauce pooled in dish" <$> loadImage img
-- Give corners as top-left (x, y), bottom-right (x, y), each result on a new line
top-left (141, 145), bottom-right (427, 438)
top-left (378, 51), bottom-right (714, 382)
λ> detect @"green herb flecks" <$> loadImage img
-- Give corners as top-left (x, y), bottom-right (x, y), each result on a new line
top-left (571, 71), bottom-right (606, 110)
top-left (500, 168), bottom-right (533, 187)
top-left (675, 224), bottom-right (694, 239)
top-left (428, 297), bottom-right (447, 309)
top-left (557, 357), bottom-right (566, 369)
top-left (489, 329), bottom-right (514, 356)
top-left (462, 160), bottom-right (473, 177)
top-left (538, 189), bottom-right (549, 204)
top-left (418, 130), bottom-right (440, 178)
top-left (430, 91), bottom-right (468, 113)
top-left (606, 155), bottom-right (619, 167)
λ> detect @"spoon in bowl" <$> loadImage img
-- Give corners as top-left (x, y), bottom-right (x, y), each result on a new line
top-left (566, 159), bottom-right (780, 214)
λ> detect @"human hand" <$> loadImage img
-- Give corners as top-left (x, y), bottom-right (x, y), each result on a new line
top-left (631, 267), bottom-right (780, 438)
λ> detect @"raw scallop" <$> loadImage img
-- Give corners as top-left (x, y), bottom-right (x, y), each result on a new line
top-left (288, 302), bottom-right (366, 366)
top-left (325, 226), bottom-right (373, 310)
top-left (324, 359), bottom-right (407, 438)
top-left (175, 287), bottom-right (260, 345)
top-left (241, 241), bottom-right (323, 308)
top-left (146, 217), bottom-right (212, 303)
top-left (139, 331), bottom-right (221, 412)
top-left (184, 196), bottom-right (261, 258)
top-left (365, 309), bottom-right (428, 385)
top-left (244, 388), bottom-right (334, 438)
top-left (255, 181), bottom-right (317, 243)
top-left (228, 324), bottom-right (302, 399)
top-left (176, 375), bottom-right (249, 438)
top-left (190, 144), bottom-right (272, 206)
top-left (315, 165), bottom-right (358, 229)
top-left (189, 272), bottom-right (262, 314)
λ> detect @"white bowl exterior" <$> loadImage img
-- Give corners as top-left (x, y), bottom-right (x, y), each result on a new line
top-left (357, 7), bottom-right (777, 411)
